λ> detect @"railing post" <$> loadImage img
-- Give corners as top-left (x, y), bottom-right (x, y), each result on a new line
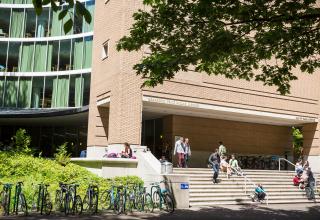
top-left (278, 158), bottom-right (281, 171)
top-left (245, 176), bottom-right (247, 194)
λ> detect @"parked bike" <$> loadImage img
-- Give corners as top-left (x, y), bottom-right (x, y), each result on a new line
top-left (31, 183), bottom-right (53, 215)
top-left (12, 182), bottom-right (28, 215)
top-left (151, 180), bottom-right (174, 213)
top-left (0, 183), bottom-right (13, 216)
top-left (83, 183), bottom-right (99, 214)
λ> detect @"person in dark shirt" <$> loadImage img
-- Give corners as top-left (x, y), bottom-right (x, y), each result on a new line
top-left (208, 149), bottom-right (220, 183)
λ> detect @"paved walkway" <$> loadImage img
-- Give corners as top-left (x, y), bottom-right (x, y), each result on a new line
top-left (1, 204), bottom-right (320, 220)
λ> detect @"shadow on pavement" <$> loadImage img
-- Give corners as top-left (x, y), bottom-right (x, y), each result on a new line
top-left (1, 204), bottom-right (320, 220)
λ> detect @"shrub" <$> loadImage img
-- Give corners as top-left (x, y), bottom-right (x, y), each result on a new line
top-left (10, 128), bottom-right (32, 155)
top-left (0, 152), bottom-right (143, 208)
top-left (54, 142), bottom-right (71, 166)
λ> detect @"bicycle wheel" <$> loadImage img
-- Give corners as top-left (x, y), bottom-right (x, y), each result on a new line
top-left (0, 191), bottom-right (9, 215)
top-left (163, 193), bottom-right (174, 213)
top-left (91, 193), bottom-right (98, 214)
top-left (55, 190), bottom-right (63, 212)
top-left (31, 191), bottom-right (39, 212)
top-left (17, 194), bottom-right (28, 215)
top-left (135, 194), bottom-right (144, 212)
top-left (74, 195), bottom-right (83, 215)
top-left (64, 194), bottom-right (72, 216)
top-left (115, 195), bottom-right (124, 215)
top-left (100, 190), bottom-right (112, 210)
top-left (144, 193), bottom-right (154, 213)
top-left (82, 193), bottom-right (90, 212)
top-left (125, 194), bottom-right (135, 213)
top-left (152, 191), bottom-right (161, 210)
top-left (43, 194), bottom-right (52, 215)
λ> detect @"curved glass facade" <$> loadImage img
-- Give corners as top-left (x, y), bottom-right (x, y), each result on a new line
top-left (0, 1), bottom-right (94, 155)
top-left (0, 0), bottom-right (94, 109)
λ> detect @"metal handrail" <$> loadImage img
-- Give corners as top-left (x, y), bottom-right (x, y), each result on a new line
top-left (278, 157), bottom-right (318, 194)
top-left (278, 158), bottom-right (297, 171)
top-left (242, 172), bottom-right (269, 205)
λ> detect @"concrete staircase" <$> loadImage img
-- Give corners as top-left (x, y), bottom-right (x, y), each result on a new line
top-left (173, 168), bottom-right (320, 207)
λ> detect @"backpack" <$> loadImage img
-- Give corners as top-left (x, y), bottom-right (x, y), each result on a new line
top-left (220, 145), bottom-right (227, 154)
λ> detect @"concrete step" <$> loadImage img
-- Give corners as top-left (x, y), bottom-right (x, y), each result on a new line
top-left (189, 184), bottom-right (307, 189)
top-left (190, 199), bottom-right (318, 206)
top-left (190, 191), bottom-right (312, 197)
top-left (190, 194), bottom-right (320, 202)
top-left (189, 188), bottom-right (311, 193)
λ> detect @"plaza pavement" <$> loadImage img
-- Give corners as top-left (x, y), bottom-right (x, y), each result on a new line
top-left (1, 203), bottom-right (320, 220)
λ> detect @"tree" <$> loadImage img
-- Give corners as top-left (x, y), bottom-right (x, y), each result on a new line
top-left (30, 0), bottom-right (91, 34)
top-left (292, 127), bottom-right (304, 161)
top-left (116, 0), bottom-right (320, 95)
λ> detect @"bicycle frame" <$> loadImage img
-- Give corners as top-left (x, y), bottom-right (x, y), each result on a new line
top-left (13, 182), bottom-right (23, 215)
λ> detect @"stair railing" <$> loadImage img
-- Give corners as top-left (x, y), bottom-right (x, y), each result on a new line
top-left (243, 173), bottom-right (269, 205)
top-left (278, 157), bottom-right (318, 194)
top-left (278, 158), bottom-right (296, 171)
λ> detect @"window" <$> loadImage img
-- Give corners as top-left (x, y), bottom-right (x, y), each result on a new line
top-left (0, 8), bottom-right (11, 38)
top-left (101, 40), bottom-right (109, 60)
top-left (0, 42), bottom-right (8, 71)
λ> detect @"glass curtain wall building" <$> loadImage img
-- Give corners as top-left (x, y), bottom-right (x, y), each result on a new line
top-left (0, 1), bottom-right (94, 156)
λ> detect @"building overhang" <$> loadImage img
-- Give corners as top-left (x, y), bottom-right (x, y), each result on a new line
top-left (142, 96), bottom-right (318, 126)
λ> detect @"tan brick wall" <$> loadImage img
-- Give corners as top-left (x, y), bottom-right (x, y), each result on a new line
top-left (88, 0), bottom-right (320, 160)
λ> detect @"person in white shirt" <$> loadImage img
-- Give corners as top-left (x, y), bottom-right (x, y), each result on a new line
top-left (174, 137), bottom-right (185, 168)
top-left (184, 138), bottom-right (192, 168)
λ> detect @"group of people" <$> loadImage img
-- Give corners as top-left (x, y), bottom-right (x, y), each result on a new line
top-left (173, 137), bottom-right (192, 168)
top-left (293, 159), bottom-right (316, 200)
top-left (208, 142), bottom-right (243, 183)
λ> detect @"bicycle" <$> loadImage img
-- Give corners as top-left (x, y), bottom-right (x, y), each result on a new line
top-left (100, 182), bottom-right (117, 212)
top-left (135, 184), bottom-right (154, 213)
top-left (0, 183), bottom-right (13, 216)
top-left (31, 183), bottom-right (52, 215)
top-left (12, 182), bottom-right (28, 215)
top-left (83, 184), bottom-right (99, 214)
top-left (151, 180), bottom-right (174, 213)
top-left (55, 182), bottom-right (83, 215)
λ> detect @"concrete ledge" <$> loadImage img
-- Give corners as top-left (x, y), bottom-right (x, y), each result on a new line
top-left (71, 157), bottom-right (138, 164)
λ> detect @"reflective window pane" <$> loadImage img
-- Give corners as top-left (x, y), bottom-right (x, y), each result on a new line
top-left (36, 8), bottom-right (49, 37)
top-left (34, 42), bottom-right (47, 72)
top-left (4, 76), bottom-right (18, 108)
top-left (71, 38), bottom-right (83, 70)
top-left (25, 9), bottom-right (37, 38)
top-left (82, 74), bottom-right (90, 106)
top-left (83, 36), bottom-right (92, 69)
top-left (17, 77), bottom-right (32, 108)
top-left (0, 76), bottom-right (4, 107)
top-left (7, 42), bottom-right (21, 72)
top-left (0, 42), bottom-right (8, 72)
top-left (31, 77), bottom-right (44, 108)
top-left (59, 40), bottom-right (71, 71)
top-left (49, 8), bottom-right (61, 36)
top-left (10, 9), bottom-right (25, 38)
top-left (19, 42), bottom-right (34, 72)
top-left (69, 74), bottom-right (82, 107)
top-left (48, 41), bottom-right (59, 71)
top-left (43, 76), bottom-right (55, 108)
top-left (0, 8), bottom-right (11, 38)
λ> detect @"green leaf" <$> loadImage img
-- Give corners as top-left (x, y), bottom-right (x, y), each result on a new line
top-left (32, 0), bottom-right (43, 15)
top-left (75, 1), bottom-right (92, 24)
top-left (63, 18), bottom-right (73, 34)
top-left (58, 9), bottom-right (68, 21)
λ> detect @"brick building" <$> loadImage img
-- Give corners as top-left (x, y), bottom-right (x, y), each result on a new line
top-left (87, 0), bottom-right (320, 169)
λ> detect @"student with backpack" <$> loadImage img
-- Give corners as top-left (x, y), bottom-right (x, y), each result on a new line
top-left (218, 141), bottom-right (227, 156)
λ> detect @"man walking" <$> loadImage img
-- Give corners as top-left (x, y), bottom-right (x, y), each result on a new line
top-left (209, 149), bottom-right (220, 183)
top-left (184, 138), bottom-right (191, 168)
top-left (174, 137), bottom-right (185, 168)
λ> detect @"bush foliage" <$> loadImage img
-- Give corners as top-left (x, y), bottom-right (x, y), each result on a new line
top-left (0, 152), bottom-right (143, 207)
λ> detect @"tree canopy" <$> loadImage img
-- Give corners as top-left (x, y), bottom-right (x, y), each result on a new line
top-left (116, 0), bottom-right (320, 95)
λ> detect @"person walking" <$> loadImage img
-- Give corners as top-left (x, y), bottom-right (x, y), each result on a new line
top-left (184, 138), bottom-right (191, 168)
top-left (218, 141), bottom-right (227, 157)
top-left (208, 149), bottom-right (220, 183)
top-left (174, 137), bottom-right (185, 168)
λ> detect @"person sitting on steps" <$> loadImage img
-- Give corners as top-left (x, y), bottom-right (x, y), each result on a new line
top-left (220, 156), bottom-right (232, 179)
top-left (229, 154), bottom-right (243, 176)
top-left (251, 184), bottom-right (266, 202)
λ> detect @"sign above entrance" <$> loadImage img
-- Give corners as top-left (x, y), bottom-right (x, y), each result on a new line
top-left (143, 95), bottom-right (318, 124)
